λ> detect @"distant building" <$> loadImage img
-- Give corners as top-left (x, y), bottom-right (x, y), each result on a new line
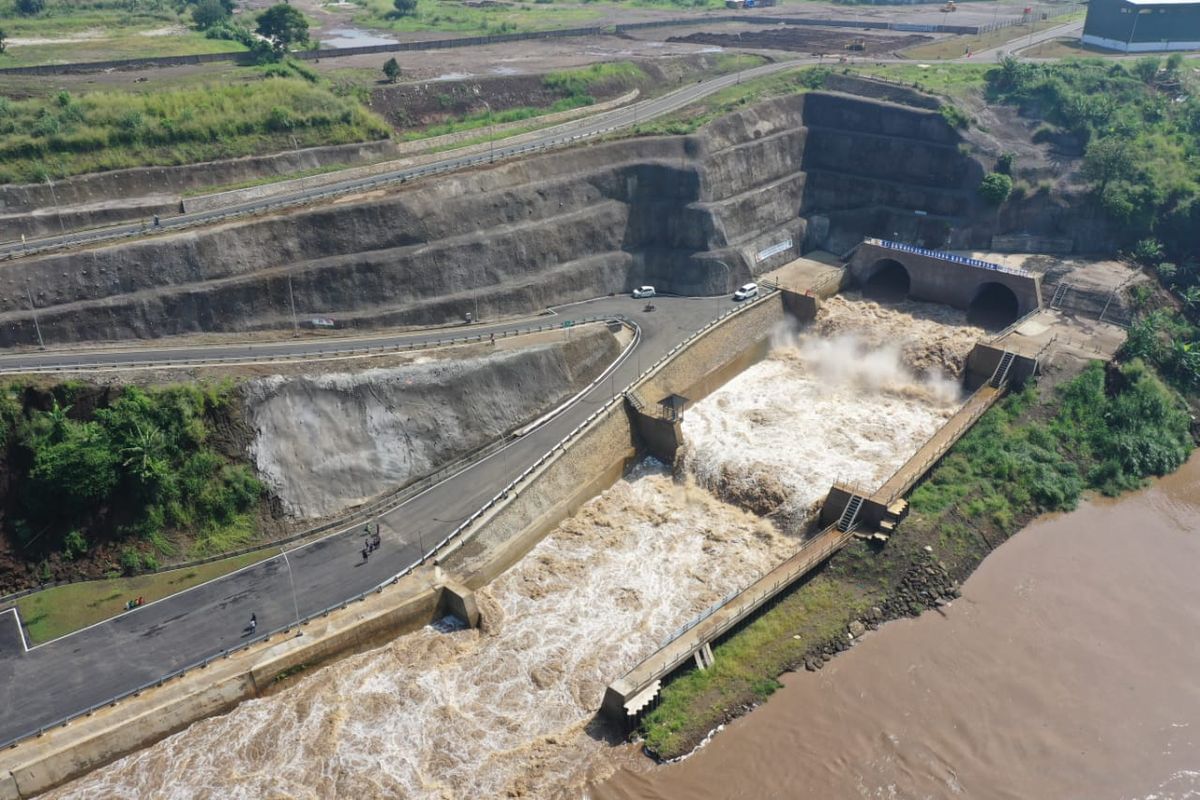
top-left (1082, 0), bottom-right (1200, 52)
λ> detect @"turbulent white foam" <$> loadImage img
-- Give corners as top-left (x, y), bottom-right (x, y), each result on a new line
top-left (683, 297), bottom-right (974, 519)
top-left (46, 466), bottom-right (792, 800)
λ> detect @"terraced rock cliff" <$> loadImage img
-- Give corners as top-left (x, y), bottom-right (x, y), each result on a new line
top-left (0, 90), bottom-right (987, 347)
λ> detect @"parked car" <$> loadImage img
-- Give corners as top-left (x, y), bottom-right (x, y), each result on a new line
top-left (733, 282), bottom-right (759, 301)
top-left (632, 286), bottom-right (656, 299)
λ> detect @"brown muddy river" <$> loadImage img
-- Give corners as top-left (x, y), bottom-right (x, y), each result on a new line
top-left (594, 456), bottom-right (1200, 800)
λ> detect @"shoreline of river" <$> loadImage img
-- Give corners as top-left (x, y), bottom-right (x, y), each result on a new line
top-left (593, 453), bottom-right (1200, 800)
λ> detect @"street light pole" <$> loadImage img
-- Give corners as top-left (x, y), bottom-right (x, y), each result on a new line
top-left (286, 274), bottom-right (299, 337)
top-left (282, 550), bottom-right (302, 630)
top-left (25, 286), bottom-right (44, 350)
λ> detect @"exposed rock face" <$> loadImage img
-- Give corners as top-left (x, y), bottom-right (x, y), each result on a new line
top-left (244, 326), bottom-right (619, 518)
top-left (0, 90), bottom-right (990, 347)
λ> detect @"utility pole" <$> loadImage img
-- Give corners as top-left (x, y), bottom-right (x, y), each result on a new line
top-left (286, 274), bottom-right (299, 337)
top-left (25, 287), bottom-right (44, 349)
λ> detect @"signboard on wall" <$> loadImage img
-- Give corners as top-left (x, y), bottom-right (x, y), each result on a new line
top-left (756, 238), bottom-right (793, 263)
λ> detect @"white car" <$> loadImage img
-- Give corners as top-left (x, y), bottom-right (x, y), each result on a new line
top-left (632, 286), bottom-right (656, 299)
top-left (733, 282), bottom-right (759, 301)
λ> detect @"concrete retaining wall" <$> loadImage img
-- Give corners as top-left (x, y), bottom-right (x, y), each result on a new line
top-left (638, 293), bottom-right (796, 409)
top-left (440, 400), bottom-right (640, 588)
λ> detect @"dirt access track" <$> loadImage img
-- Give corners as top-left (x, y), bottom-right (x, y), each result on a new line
top-left (668, 27), bottom-right (932, 57)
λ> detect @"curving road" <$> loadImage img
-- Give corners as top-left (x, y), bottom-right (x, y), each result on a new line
top-left (0, 59), bottom-right (801, 261)
top-left (0, 307), bottom-right (624, 374)
top-left (0, 292), bottom-right (747, 747)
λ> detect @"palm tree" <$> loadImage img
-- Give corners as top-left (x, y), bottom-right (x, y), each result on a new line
top-left (121, 421), bottom-right (167, 482)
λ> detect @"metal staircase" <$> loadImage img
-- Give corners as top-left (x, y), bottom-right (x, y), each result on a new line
top-left (1049, 282), bottom-right (1072, 309)
top-left (990, 350), bottom-right (1016, 388)
top-left (837, 494), bottom-right (864, 532)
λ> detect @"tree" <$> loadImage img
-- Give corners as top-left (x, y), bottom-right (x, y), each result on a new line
top-left (256, 3), bottom-right (308, 51)
top-left (977, 172), bottom-right (1012, 206)
top-left (192, 0), bottom-right (231, 29)
top-left (392, 0), bottom-right (417, 15)
top-left (1081, 137), bottom-right (1134, 194)
top-left (16, 0), bottom-right (44, 14)
top-left (382, 57), bottom-right (400, 83)
top-left (24, 421), bottom-right (120, 521)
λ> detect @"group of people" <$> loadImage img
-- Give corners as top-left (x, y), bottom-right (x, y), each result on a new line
top-left (124, 596), bottom-right (145, 611)
top-left (361, 523), bottom-right (382, 562)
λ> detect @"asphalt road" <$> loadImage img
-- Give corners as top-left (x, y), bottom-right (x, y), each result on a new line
top-left (0, 292), bottom-right (747, 746)
top-left (0, 307), bottom-right (623, 373)
top-left (0, 59), bottom-right (801, 260)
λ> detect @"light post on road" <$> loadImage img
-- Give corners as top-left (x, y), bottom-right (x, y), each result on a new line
top-left (286, 274), bottom-right (299, 337)
top-left (25, 286), bottom-right (45, 350)
top-left (715, 261), bottom-right (731, 319)
top-left (282, 550), bottom-right (301, 631)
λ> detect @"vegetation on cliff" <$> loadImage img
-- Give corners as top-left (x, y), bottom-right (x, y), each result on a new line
top-left (0, 382), bottom-right (263, 592)
top-left (0, 76), bottom-right (391, 184)
top-left (639, 360), bottom-right (1193, 758)
top-left (986, 56), bottom-right (1199, 258)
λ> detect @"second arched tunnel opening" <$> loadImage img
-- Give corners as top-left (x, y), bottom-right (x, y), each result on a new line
top-left (967, 282), bottom-right (1020, 330)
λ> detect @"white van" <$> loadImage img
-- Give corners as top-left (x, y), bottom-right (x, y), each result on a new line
top-left (733, 282), bottom-right (759, 301)
top-left (632, 286), bottom-right (656, 299)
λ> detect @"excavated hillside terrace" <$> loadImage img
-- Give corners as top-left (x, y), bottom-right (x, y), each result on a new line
top-left (0, 89), bottom-right (1004, 348)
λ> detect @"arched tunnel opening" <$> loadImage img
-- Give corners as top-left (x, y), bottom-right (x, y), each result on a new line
top-left (862, 259), bottom-right (910, 303)
top-left (968, 282), bottom-right (1020, 330)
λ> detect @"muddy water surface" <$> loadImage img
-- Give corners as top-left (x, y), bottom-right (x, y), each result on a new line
top-left (595, 458), bottom-right (1200, 800)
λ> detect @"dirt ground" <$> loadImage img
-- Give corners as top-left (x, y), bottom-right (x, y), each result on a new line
top-left (667, 27), bottom-right (932, 57)
top-left (0, 0), bottom-right (1042, 97)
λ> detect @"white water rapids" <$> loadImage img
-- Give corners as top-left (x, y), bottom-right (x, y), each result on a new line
top-left (45, 296), bottom-right (983, 799)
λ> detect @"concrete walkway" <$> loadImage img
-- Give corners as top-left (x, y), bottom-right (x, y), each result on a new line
top-left (0, 292), bottom-right (741, 748)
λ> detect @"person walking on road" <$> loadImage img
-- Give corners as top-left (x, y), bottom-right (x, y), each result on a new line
top-left (249, 614), bottom-right (257, 633)
top-left (362, 544), bottom-right (370, 562)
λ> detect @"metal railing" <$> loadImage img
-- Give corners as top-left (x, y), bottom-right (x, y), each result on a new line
top-left (0, 315), bottom-right (619, 376)
top-left (865, 237), bottom-right (1035, 279)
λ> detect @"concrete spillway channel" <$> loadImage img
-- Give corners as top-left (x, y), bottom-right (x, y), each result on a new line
top-left (602, 346), bottom-right (1036, 723)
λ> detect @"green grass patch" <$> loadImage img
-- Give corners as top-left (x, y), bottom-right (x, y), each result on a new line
top-left (0, 77), bottom-right (391, 183)
top-left (629, 66), bottom-right (830, 137)
top-left (399, 94), bottom-right (595, 141)
top-left (351, 0), bottom-right (602, 36)
top-left (0, 0), bottom-right (247, 68)
top-left (11, 548), bottom-right (277, 645)
top-left (851, 62), bottom-right (991, 96)
top-left (640, 573), bottom-right (872, 757)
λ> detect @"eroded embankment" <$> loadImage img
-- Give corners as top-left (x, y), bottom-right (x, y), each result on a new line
top-left (245, 325), bottom-right (620, 518)
top-left (0, 88), bottom-right (991, 346)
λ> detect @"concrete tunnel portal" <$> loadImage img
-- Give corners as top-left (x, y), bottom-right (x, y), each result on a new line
top-left (967, 281), bottom-right (1020, 329)
top-left (862, 258), bottom-right (911, 303)
top-left (849, 242), bottom-right (1042, 328)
